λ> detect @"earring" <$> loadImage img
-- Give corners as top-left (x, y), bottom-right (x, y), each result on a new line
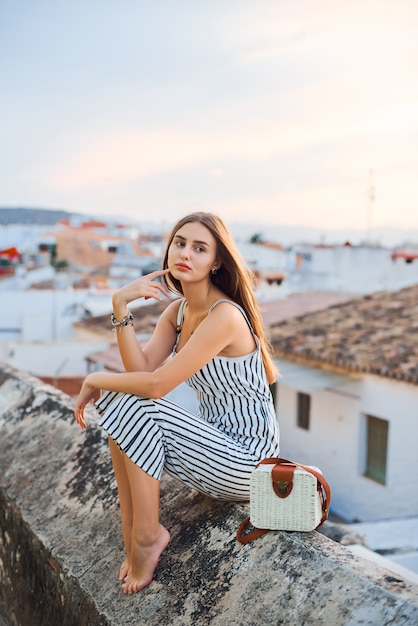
top-left (211, 267), bottom-right (217, 275)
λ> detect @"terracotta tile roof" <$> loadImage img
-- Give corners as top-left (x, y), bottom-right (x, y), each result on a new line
top-left (259, 292), bottom-right (353, 326)
top-left (270, 284), bottom-right (418, 385)
top-left (50, 226), bottom-right (154, 269)
top-left (38, 375), bottom-right (87, 397)
top-left (86, 344), bottom-right (124, 372)
top-left (75, 299), bottom-right (171, 338)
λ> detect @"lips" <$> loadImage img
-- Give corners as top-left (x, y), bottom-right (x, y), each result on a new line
top-left (175, 263), bottom-right (191, 271)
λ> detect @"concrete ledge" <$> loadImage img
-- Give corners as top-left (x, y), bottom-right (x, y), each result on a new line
top-left (1, 363), bottom-right (418, 626)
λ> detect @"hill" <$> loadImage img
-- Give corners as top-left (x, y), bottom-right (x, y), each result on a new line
top-left (0, 207), bottom-right (76, 226)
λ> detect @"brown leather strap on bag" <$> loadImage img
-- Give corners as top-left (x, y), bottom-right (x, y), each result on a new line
top-left (236, 457), bottom-right (331, 545)
top-left (236, 517), bottom-right (270, 544)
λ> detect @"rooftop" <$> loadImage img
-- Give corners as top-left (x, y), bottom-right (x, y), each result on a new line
top-left (270, 283), bottom-right (418, 385)
top-left (77, 298), bottom-right (170, 339)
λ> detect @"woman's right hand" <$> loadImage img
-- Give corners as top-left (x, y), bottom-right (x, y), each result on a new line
top-left (112, 269), bottom-right (170, 315)
top-left (74, 377), bottom-right (100, 429)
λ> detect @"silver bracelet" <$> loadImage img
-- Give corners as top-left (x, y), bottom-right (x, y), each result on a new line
top-left (111, 309), bottom-right (134, 330)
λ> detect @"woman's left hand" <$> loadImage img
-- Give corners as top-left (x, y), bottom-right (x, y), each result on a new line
top-left (74, 378), bottom-right (99, 429)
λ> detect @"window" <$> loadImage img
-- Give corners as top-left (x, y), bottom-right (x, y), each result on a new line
top-left (364, 415), bottom-right (389, 485)
top-left (297, 392), bottom-right (310, 430)
top-left (270, 381), bottom-right (278, 410)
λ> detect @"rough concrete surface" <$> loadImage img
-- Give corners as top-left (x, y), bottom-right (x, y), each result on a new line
top-left (1, 363), bottom-right (418, 626)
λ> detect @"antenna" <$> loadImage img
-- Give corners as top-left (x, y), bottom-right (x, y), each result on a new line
top-left (366, 169), bottom-right (375, 242)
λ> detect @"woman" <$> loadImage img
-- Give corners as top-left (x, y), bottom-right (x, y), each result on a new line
top-left (74, 212), bottom-right (280, 594)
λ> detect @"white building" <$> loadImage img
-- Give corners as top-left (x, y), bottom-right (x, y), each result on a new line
top-left (285, 243), bottom-right (418, 294)
top-left (235, 240), bottom-right (418, 301)
top-left (270, 283), bottom-right (418, 523)
top-left (275, 360), bottom-right (418, 522)
top-left (0, 289), bottom-right (116, 341)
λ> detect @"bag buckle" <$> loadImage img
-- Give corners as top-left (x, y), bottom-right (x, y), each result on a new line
top-left (272, 464), bottom-right (295, 498)
top-left (274, 480), bottom-right (292, 498)
top-left (277, 480), bottom-right (290, 496)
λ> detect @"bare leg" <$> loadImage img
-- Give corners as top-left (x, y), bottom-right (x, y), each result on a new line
top-left (121, 455), bottom-right (170, 594)
top-left (108, 437), bottom-right (133, 581)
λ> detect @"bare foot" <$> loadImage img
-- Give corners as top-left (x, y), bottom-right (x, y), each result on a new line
top-left (119, 558), bottom-right (130, 582)
top-left (122, 525), bottom-right (170, 594)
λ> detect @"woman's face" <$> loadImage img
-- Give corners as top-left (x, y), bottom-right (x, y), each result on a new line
top-left (167, 221), bottom-right (219, 284)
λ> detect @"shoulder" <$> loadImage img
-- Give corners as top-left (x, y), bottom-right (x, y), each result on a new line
top-left (203, 300), bottom-right (256, 355)
top-left (208, 300), bottom-right (248, 328)
top-left (210, 299), bottom-right (242, 314)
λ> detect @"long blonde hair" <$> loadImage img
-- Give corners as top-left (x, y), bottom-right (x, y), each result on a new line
top-left (162, 212), bottom-right (277, 383)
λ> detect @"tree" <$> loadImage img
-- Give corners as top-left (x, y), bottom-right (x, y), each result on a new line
top-left (250, 233), bottom-right (264, 244)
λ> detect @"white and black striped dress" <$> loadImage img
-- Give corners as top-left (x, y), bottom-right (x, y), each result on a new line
top-left (95, 299), bottom-right (280, 501)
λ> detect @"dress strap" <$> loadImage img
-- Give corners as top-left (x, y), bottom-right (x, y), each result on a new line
top-left (208, 299), bottom-right (255, 338)
top-left (174, 298), bottom-right (256, 352)
top-left (173, 299), bottom-right (187, 353)
top-left (176, 298), bottom-right (187, 332)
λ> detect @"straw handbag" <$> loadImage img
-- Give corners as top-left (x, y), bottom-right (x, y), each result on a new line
top-left (236, 457), bottom-right (331, 544)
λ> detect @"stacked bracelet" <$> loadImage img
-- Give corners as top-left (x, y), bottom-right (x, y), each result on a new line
top-left (111, 310), bottom-right (134, 330)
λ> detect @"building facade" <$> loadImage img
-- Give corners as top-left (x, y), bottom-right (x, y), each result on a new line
top-left (271, 284), bottom-right (418, 523)
top-left (275, 359), bottom-right (418, 522)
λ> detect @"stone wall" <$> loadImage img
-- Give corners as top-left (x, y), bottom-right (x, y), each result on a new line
top-left (1, 363), bottom-right (418, 625)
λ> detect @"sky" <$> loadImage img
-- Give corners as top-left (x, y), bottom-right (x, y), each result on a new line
top-left (1, 0), bottom-right (418, 237)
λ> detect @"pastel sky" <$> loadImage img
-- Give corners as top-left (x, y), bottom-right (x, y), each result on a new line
top-left (1, 0), bottom-right (418, 234)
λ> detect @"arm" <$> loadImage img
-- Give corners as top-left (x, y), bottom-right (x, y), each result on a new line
top-left (74, 303), bottom-right (248, 429)
top-left (111, 269), bottom-right (173, 372)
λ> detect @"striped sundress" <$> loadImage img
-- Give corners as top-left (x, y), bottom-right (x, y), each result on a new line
top-left (96, 299), bottom-right (280, 501)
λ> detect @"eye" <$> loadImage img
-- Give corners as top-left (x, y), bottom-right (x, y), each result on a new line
top-left (175, 240), bottom-right (185, 248)
top-left (195, 246), bottom-right (205, 253)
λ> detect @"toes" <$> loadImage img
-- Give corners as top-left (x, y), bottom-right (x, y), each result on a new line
top-left (121, 582), bottom-right (131, 595)
top-left (121, 578), bottom-right (144, 595)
